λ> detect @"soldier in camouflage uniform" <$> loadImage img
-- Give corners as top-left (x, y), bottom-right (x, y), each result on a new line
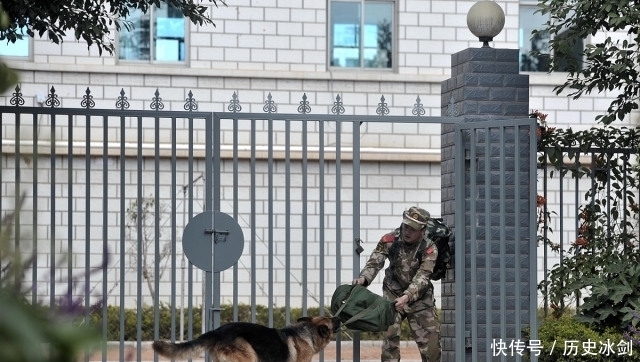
top-left (352, 206), bottom-right (441, 362)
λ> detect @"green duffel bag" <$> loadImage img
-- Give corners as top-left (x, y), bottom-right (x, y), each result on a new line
top-left (330, 284), bottom-right (397, 332)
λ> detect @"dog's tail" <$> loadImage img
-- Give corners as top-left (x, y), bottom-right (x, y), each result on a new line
top-left (152, 339), bottom-right (206, 359)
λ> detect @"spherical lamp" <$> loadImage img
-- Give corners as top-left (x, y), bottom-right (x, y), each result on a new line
top-left (467, 1), bottom-right (505, 47)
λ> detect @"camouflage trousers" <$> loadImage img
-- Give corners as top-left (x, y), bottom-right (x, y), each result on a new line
top-left (381, 289), bottom-right (441, 362)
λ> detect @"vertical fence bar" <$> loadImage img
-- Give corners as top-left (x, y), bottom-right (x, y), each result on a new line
top-left (514, 125), bottom-right (522, 362)
top-left (528, 121), bottom-right (538, 361)
top-left (102, 115), bottom-right (109, 361)
top-left (212, 110), bottom-right (221, 337)
top-left (49, 112), bottom-right (56, 311)
top-left (14, 112), bottom-right (21, 287)
top-left (352, 119), bottom-right (361, 362)
top-left (319, 119), bottom-right (326, 362)
top-left (541, 148), bottom-right (549, 316)
top-left (302, 119), bottom-right (308, 316)
top-left (454, 123), bottom-right (466, 360)
top-left (478, 127), bottom-right (493, 362)
top-left (187, 116), bottom-right (194, 340)
top-left (118, 113), bottom-right (126, 362)
top-left (319, 119), bottom-right (325, 311)
top-left (268, 118), bottom-right (274, 326)
top-left (285, 119), bottom-right (291, 324)
top-left (84, 114), bottom-right (91, 362)
top-left (212, 111), bottom-right (221, 332)
top-left (153, 116), bottom-right (161, 357)
top-left (170, 117), bottom-right (177, 345)
top-left (233, 117), bottom-right (240, 321)
top-left (31, 112), bottom-right (38, 306)
top-left (470, 129), bottom-right (476, 362)
top-left (335, 120), bottom-right (342, 361)
top-left (67, 114), bottom-right (73, 306)
top-left (136, 116), bottom-right (143, 361)
top-left (499, 126), bottom-right (506, 362)
top-left (250, 118), bottom-right (257, 323)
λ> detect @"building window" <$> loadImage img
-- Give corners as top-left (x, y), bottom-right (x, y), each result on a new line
top-left (519, 4), bottom-right (582, 72)
top-left (119, 3), bottom-right (186, 62)
top-left (0, 27), bottom-right (30, 58)
top-left (330, 0), bottom-right (394, 69)
top-left (519, 5), bottom-right (550, 72)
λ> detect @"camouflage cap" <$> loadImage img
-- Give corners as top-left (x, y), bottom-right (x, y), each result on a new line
top-left (402, 206), bottom-right (430, 230)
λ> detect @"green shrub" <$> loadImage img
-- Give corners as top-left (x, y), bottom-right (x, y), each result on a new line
top-left (532, 314), bottom-right (640, 362)
top-left (91, 303), bottom-right (416, 341)
top-left (90, 304), bottom-right (203, 340)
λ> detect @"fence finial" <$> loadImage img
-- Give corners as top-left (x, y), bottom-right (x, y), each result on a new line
top-left (116, 88), bottom-right (130, 110)
top-left (46, 86), bottom-right (60, 108)
top-left (412, 95), bottom-right (425, 117)
top-left (10, 84), bottom-right (24, 107)
top-left (228, 92), bottom-right (242, 113)
top-left (81, 87), bottom-right (95, 109)
top-left (263, 92), bottom-right (277, 114)
top-left (331, 94), bottom-right (345, 115)
top-left (151, 88), bottom-right (164, 111)
top-left (376, 95), bottom-right (389, 116)
top-left (184, 90), bottom-right (198, 111)
top-left (297, 93), bottom-right (311, 114)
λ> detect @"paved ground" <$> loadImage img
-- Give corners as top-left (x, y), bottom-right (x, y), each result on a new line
top-left (90, 340), bottom-right (423, 361)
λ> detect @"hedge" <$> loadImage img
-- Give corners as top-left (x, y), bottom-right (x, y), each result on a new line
top-left (528, 314), bottom-right (639, 362)
top-left (87, 304), bottom-right (415, 341)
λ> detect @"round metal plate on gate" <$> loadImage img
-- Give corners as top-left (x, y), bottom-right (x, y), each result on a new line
top-left (182, 211), bottom-right (244, 272)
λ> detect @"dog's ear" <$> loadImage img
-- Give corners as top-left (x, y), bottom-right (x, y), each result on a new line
top-left (297, 317), bottom-right (312, 322)
top-left (317, 325), bottom-right (331, 338)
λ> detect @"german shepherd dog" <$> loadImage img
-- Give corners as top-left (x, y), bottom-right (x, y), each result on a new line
top-left (152, 316), bottom-right (341, 362)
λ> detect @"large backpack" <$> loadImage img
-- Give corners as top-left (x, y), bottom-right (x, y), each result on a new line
top-left (388, 218), bottom-right (452, 281)
top-left (330, 284), bottom-right (397, 332)
top-left (426, 218), bottom-right (452, 281)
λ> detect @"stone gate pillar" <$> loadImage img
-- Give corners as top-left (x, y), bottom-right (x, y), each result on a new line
top-left (439, 16), bottom-right (532, 361)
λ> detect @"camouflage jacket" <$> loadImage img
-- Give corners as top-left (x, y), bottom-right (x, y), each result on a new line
top-left (359, 228), bottom-right (438, 312)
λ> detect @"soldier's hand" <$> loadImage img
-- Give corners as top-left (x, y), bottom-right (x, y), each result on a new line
top-left (352, 277), bottom-right (365, 285)
top-left (394, 294), bottom-right (410, 312)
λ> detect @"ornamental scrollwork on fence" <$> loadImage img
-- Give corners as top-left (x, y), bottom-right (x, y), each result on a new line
top-left (184, 90), bottom-right (198, 111)
top-left (331, 94), bottom-right (345, 115)
top-left (116, 88), bottom-right (130, 110)
top-left (376, 95), bottom-right (389, 116)
top-left (81, 87), bottom-right (95, 109)
top-left (297, 93), bottom-right (311, 114)
top-left (263, 92), bottom-right (277, 114)
top-left (228, 92), bottom-right (242, 113)
top-left (45, 86), bottom-right (60, 108)
top-left (412, 96), bottom-right (425, 117)
top-left (150, 89), bottom-right (164, 111)
top-left (10, 84), bottom-right (24, 107)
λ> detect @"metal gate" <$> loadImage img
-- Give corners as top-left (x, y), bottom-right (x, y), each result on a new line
top-left (202, 110), bottom-right (461, 336)
top-left (453, 118), bottom-right (538, 362)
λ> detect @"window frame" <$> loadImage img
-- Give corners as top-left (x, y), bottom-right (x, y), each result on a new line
top-left (117, 4), bottom-right (188, 65)
top-left (0, 27), bottom-right (32, 59)
top-left (328, 0), bottom-right (397, 72)
top-left (518, 3), bottom-right (550, 72)
top-left (518, 2), bottom-right (584, 73)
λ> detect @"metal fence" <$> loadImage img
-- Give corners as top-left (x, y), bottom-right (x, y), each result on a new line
top-left (1, 85), bottom-right (463, 361)
top-left (537, 144), bottom-right (640, 314)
